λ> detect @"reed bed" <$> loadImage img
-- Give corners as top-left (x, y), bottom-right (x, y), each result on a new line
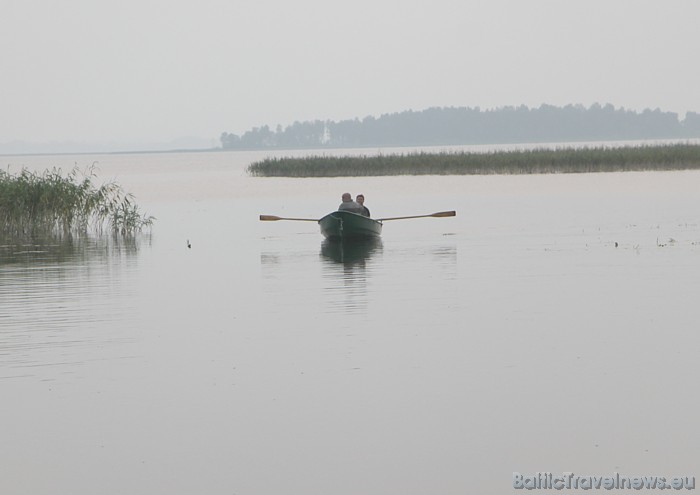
top-left (0, 166), bottom-right (154, 237)
top-left (247, 143), bottom-right (700, 177)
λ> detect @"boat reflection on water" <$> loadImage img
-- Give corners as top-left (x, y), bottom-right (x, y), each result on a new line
top-left (320, 237), bottom-right (383, 266)
top-left (319, 238), bottom-right (382, 315)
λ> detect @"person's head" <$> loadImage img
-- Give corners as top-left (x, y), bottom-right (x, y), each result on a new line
top-left (356, 194), bottom-right (365, 205)
top-left (341, 192), bottom-right (352, 202)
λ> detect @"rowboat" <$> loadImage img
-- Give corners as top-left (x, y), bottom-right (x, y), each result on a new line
top-left (318, 210), bottom-right (382, 240)
top-left (259, 210), bottom-right (454, 239)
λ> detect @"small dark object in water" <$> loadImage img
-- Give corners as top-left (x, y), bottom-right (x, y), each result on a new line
top-left (187, 239), bottom-right (191, 248)
top-left (615, 242), bottom-right (618, 248)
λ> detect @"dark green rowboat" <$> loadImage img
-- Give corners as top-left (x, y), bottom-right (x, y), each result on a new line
top-left (259, 210), bottom-right (454, 239)
top-left (318, 211), bottom-right (382, 240)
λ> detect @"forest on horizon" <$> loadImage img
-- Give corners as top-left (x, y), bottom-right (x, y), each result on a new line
top-left (220, 104), bottom-right (700, 150)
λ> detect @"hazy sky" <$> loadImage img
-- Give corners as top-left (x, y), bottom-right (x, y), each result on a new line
top-left (1, 0), bottom-right (698, 147)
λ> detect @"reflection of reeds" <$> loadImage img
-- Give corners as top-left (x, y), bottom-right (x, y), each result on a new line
top-left (0, 231), bottom-right (146, 266)
top-left (247, 143), bottom-right (700, 177)
top-left (0, 166), bottom-right (154, 237)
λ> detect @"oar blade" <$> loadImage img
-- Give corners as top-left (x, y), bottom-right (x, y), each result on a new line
top-left (377, 210), bottom-right (456, 221)
top-left (259, 214), bottom-right (320, 222)
top-left (260, 215), bottom-right (282, 221)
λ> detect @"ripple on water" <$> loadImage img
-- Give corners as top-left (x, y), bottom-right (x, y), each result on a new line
top-left (0, 234), bottom-right (146, 380)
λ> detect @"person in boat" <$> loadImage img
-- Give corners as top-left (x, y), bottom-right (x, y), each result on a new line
top-left (338, 192), bottom-right (365, 214)
top-left (356, 194), bottom-right (370, 217)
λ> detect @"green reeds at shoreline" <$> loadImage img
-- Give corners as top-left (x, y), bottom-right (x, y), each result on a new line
top-left (247, 143), bottom-right (700, 177)
top-left (0, 166), bottom-right (154, 237)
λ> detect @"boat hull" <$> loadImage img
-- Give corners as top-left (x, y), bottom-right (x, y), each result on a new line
top-left (318, 211), bottom-right (382, 240)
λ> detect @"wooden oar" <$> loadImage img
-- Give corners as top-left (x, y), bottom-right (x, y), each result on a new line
top-left (376, 210), bottom-right (456, 221)
top-left (259, 215), bottom-right (319, 222)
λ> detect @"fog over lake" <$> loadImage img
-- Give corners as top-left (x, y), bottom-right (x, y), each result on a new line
top-left (2, 1), bottom-right (699, 153)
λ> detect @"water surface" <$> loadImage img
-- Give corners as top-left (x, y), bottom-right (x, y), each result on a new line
top-left (2, 149), bottom-right (699, 494)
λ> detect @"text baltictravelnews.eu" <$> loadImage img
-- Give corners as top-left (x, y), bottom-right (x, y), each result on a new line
top-left (513, 472), bottom-right (695, 490)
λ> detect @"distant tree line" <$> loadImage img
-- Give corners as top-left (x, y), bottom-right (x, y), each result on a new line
top-left (220, 104), bottom-right (700, 150)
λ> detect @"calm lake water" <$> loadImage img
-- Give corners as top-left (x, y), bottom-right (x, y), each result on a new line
top-left (2, 146), bottom-right (700, 494)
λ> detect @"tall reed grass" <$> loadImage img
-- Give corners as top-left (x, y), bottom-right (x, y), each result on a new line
top-left (247, 143), bottom-right (700, 177)
top-left (0, 165), bottom-right (154, 237)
